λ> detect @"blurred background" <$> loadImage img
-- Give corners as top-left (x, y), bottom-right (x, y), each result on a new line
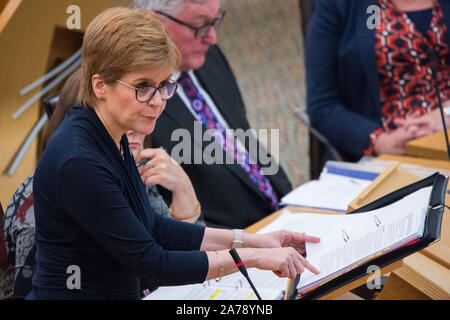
top-left (218, 0), bottom-right (309, 189)
top-left (0, 0), bottom-right (309, 207)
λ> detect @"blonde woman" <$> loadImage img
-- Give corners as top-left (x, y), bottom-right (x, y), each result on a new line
top-left (29, 8), bottom-right (319, 300)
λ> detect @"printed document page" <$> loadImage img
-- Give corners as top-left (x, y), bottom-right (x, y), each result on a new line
top-left (145, 269), bottom-right (285, 300)
top-left (144, 283), bottom-right (282, 300)
top-left (281, 174), bottom-right (373, 211)
top-left (297, 186), bottom-right (432, 292)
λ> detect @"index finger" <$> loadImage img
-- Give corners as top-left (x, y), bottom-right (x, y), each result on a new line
top-left (299, 255), bottom-right (320, 275)
top-left (288, 233), bottom-right (320, 248)
top-left (299, 233), bottom-right (321, 244)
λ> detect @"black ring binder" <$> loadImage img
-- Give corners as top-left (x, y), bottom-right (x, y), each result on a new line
top-left (296, 172), bottom-right (448, 300)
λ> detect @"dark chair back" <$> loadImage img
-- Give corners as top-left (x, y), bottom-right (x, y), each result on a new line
top-left (299, 0), bottom-right (344, 179)
top-left (43, 94), bottom-right (60, 118)
top-left (299, 0), bottom-right (316, 41)
top-left (299, 0), bottom-right (323, 179)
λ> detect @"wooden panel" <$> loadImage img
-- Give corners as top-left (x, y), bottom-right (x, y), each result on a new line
top-left (0, 0), bottom-right (21, 34)
top-left (332, 292), bottom-right (364, 300)
top-left (348, 163), bottom-right (419, 212)
top-left (377, 155), bottom-right (450, 269)
top-left (318, 260), bottom-right (403, 300)
top-left (0, 0), bottom-right (10, 14)
top-left (422, 200), bottom-right (450, 269)
top-left (0, 0), bottom-right (111, 207)
top-left (386, 253), bottom-right (450, 300)
top-left (377, 272), bottom-right (431, 300)
top-left (406, 129), bottom-right (450, 161)
top-left (35, 27), bottom-right (84, 152)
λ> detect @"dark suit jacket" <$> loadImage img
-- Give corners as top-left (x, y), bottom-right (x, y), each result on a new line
top-left (151, 45), bottom-right (292, 229)
top-left (306, 0), bottom-right (450, 162)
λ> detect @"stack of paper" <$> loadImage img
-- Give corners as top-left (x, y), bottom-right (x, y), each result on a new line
top-left (296, 186), bottom-right (431, 294)
top-left (280, 165), bottom-right (379, 211)
top-left (144, 271), bottom-right (286, 300)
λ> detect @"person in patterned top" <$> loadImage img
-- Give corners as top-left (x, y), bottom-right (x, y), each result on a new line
top-left (0, 174), bottom-right (35, 299)
top-left (306, 0), bottom-right (450, 161)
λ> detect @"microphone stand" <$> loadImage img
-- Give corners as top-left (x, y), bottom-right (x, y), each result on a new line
top-left (428, 48), bottom-right (450, 161)
top-left (229, 249), bottom-right (262, 300)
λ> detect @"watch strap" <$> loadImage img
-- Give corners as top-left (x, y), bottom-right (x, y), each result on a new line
top-left (231, 229), bottom-right (245, 248)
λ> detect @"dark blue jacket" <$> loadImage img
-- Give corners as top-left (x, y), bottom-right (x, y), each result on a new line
top-left (306, 0), bottom-right (450, 161)
top-left (30, 106), bottom-right (208, 300)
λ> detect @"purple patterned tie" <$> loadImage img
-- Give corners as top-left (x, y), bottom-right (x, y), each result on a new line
top-left (178, 72), bottom-right (279, 211)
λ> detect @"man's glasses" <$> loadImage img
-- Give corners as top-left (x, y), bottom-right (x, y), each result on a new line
top-left (154, 10), bottom-right (226, 39)
top-left (116, 79), bottom-right (178, 103)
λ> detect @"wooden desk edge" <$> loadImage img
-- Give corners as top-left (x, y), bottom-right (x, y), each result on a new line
top-left (387, 254), bottom-right (450, 300)
top-left (319, 260), bottom-right (403, 300)
top-left (406, 130), bottom-right (450, 161)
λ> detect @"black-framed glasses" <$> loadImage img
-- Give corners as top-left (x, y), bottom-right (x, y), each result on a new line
top-left (116, 79), bottom-right (178, 103)
top-left (154, 10), bottom-right (226, 39)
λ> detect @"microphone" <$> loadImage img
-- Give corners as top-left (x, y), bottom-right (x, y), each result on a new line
top-left (427, 47), bottom-right (450, 160)
top-left (229, 249), bottom-right (262, 300)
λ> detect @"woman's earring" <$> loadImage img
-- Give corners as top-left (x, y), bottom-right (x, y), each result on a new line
top-left (99, 96), bottom-right (106, 101)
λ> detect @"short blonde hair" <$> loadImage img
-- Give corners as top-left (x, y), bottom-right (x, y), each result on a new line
top-left (78, 7), bottom-right (181, 107)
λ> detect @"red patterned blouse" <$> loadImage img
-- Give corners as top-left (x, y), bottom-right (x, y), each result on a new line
top-left (364, 0), bottom-right (450, 155)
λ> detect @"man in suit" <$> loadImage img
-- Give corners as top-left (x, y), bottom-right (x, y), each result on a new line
top-left (133, 0), bottom-right (292, 229)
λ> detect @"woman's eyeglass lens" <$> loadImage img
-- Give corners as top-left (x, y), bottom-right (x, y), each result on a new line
top-left (136, 82), bottom-right (178, 102)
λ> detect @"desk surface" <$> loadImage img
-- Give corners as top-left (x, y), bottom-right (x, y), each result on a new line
top-left (406, 130), bottom-right (450, 161)
top-left (378, 154), bottom-right (450, 171)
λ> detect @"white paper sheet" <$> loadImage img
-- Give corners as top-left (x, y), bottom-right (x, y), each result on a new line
top-left (297, 187), bottom-right (432, 292)
top-left (281, 174), bottom-right (373, 211)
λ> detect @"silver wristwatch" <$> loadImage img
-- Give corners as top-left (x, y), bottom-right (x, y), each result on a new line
top-left (231, 229), bottom-right (245, 248)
